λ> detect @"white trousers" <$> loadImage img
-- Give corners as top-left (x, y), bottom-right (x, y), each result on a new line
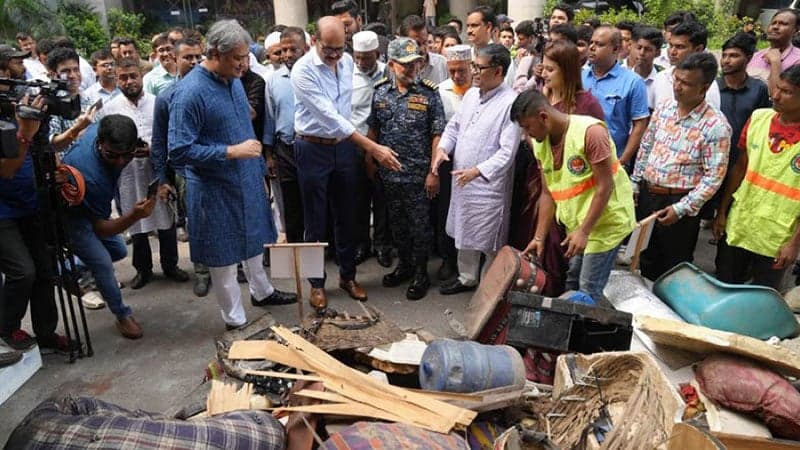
top-left (208, 253), bottom-right (274, 327)
top-left (457, 249), bottom-right (496, 287)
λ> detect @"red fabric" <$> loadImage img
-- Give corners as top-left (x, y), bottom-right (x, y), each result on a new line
top-left (739, 113), bottom-right (800, 155)
top-left (695, 354), bottom-right (800, 439)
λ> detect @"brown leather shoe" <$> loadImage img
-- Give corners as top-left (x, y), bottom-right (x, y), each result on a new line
top-left (116, 316), bottom-right (143, 339)
top-left (310, 288), bottom-right (328, 309)
top-left (339, 279), bottom-right (368, 301)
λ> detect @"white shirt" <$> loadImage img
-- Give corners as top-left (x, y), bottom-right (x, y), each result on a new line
top-left (422, 52), bottom-right (448, 84)
top-left (249, 53), bottom-right (276, 81)
top-left (23, 57), bottom-right (49, 81)
top-left (351, 61), bottom-right (386, 135)
top-left (438, 78), bottom-right (466, 122)
top-left (79, 56), bottom-right (95, 92)
top-left (652, 65), bottom-right (721, 110)
top-left (625, 59), bottom-right (659, 110)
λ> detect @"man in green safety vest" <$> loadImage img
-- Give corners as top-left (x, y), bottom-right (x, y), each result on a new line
top-left (512, 89), bottom-right (635, 300)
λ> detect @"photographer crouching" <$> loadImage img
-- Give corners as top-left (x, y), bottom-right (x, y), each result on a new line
top-left (0, 44), bottom-right (68, 351)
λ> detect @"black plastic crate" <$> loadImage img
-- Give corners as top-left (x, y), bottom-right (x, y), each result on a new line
top-left (505, 291), bottom-right (633, 354)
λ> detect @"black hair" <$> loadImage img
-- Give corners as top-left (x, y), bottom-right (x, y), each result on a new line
top-left (52, 36), bottom-right (75, 50)
top-left (399, 14), bottom-right (427, 36)
top-left (510, 89), bottom-right (551, 123)
top-left (46, 46), bottom-right (79, 72)
top-left (90, 48), bottom-right (114, 66)
top-left (722, 32), bottom-right (757, 58)
top-left (664, 11), bottom-right (697, 30)
top-left (36, 38), bottom-right (54, 56)
top-left (774, 8), bottom-right (800, 29)
top-left (616, 21), bottom-right (636, 33)
top-left (476, 43), bottom-right (511, 76)
top-left (500, 23), bottom-right (515, 36)
top-left (671, 20), bottom-right (708, 49)
top-left (152, 32), bottom-right (170, 51)
top-left (268, 24), bottom-right (287, 34)
top-left (576, 25), bottom-right (594, 44)
top-left (117, 37), bottom-right (137, 47)
top-left (582, 17), bottom-right (601, 29)
top-left (676, 52), bottom-right (718, 85)
top-left (442, 28), bottom-right (462, 44)
top-left (174, 37), bottom-right (202, 52)
top-left (550, 24), bottom-right (578, 44)
top-left (15, 32), bottom-right (32, 42)
top-left (552, 4), bottom-right (575, 22)
top-left (364, 22), bottom-right (388, 36)
top-left (331, 0), bottom-right (359, 19)
top-left (116, 57), bottom-right (140, 71)
top-left (98, 115), bottom-right (138, 152)
top-left (448, 18), bottom-right (463, 32)
top-left (779, 64), bottom-right (800, 87)
top-left (632, 25), bottom-right (664, 49)
top-left (280, 26), bottom-right (305, 42)
top-left (468, 6), bottom-right (496, 29)
top-left (515, 20), bottom-right (535, 37)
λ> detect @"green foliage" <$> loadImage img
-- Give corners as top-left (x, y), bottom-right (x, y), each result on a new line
top-left (544, 0), bottom-right (743, 49)
top-left (1, 0), bottom-right (64, 41)
top-left (57, 1), bottom-right (106, 56)
top-left (107, 8), bottom-right (150, 56)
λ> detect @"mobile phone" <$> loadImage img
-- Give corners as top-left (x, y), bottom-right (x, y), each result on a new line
top-left (91, 97), bottom-right (103, 112)
top-left (147, 179), bottom-right (159, 199)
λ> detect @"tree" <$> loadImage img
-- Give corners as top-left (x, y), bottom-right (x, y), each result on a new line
top-left (1, 0), bottom-right (64, 42)
top-left (57, 0), bottom-right (107, 56)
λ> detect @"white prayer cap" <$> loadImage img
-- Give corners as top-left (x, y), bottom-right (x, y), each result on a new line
top-left (444, 44), bottom-right (472, 62)
top-left (265, 31), bottom-right (281, 48)
top-left (352, 31), bottom-right (379, 52)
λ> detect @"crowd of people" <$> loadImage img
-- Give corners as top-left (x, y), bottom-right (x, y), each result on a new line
top-left (1, 0), bottom-right (800, 347)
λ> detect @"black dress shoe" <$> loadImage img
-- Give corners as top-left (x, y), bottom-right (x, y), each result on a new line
top-left (354, 248), bottom-right (371, 265)
top-left (164, 266), bottom-right (190, 282)
top-left (382, 265), bottom-right (414, 287)
top-left (251, 289), bottom-right (298, 306)
top-left (376, 250), bottom-right (394, 268)
top-left (437, 259), bottom-right (457, 281)
top-left (439, 279), bottom-right (476, 295)
top-left (193, 275), bottom-right (210, 297)
top-left (406, 268), bottom-right (430, 301)
top-left (0, 351), bottom-right (22, 368)
top-left (236, 264), bottom-right (246, 283)
top-left (130, 270), bottom-right (152, 290)
top-left (225, 322), bottom-right (246, 331)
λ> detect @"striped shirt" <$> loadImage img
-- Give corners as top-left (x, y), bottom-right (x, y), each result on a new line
top-left (632, 99), bottom-right (731, 218)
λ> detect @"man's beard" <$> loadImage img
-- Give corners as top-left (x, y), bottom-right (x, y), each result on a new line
top-left (122, 87), bottom-right (142, 101)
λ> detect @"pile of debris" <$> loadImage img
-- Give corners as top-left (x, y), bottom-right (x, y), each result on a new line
top-left (8, 245), bottom-right (800, 450)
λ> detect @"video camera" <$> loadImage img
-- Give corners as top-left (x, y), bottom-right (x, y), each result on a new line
top-left (0, 77), bottom-right (81, 158)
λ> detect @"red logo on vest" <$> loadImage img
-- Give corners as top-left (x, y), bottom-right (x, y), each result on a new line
top-left (567, 155), bottom-right (588, 176)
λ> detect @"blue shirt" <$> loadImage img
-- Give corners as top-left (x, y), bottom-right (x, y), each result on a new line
top-left (168, 64), bottom-right (276, 266)
top-left (263, 66), bottom-right (296, 146)
top-left (0, 149), bottom-right (37, 219)
top-left (61, 124), bottom-right (122, 220)
top-left (582, 63), bottom-right (650, 156)
top-left (151, 81), bottom-right (178, 184)
top-left (291, 49), bottom-right (356, 140)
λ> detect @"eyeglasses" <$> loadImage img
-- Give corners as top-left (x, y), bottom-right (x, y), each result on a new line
top-left (319, 45), bottom-right (345, 56)
top-left (97, 62), bottom-right (115, 69)
top-left (470, 63), bottom-right (496, 72)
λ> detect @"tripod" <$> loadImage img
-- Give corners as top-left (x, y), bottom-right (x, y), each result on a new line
top-left (30, 127), bottom-right (93, 362)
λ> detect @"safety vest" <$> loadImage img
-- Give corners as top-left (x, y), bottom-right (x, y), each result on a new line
top-left (532, 115), bottom-right (636, 254)
top-left (727, 109), bottom-right (800, 257)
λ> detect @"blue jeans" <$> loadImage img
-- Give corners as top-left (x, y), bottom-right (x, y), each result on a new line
top-left (67, 216), bottom-right (131, 319)
top-left (565, 244), bottom-right (620, 301)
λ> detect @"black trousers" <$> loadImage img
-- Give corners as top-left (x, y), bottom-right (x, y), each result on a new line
top-left (716, 237), bottom-right (785, 289)
top-left (355, 153), bottom-right (391, 253)
top-left (295, 138), bottom-right (358, 287)
top-left (0, 216), bottom-right (57, 337)
top-left (637, 189), bottom-right (701, 281)
top-left (131, 226), bottom-right (179, 273)
top-left (433, 161), bottom-right (457, 262)
top-left (280, 180), bottom-right (305, 243)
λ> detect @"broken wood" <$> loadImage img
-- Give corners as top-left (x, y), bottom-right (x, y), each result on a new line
top-left (244, 370), bottom-right (322, 382)
top-left (228, 340), bottom-right (314, 371)
top-left (636, 316), bottom-right (800, 377)
top-left (206, 380), bottom-right (253, 416)
top-left (712, 432), bottom-right (800, 450)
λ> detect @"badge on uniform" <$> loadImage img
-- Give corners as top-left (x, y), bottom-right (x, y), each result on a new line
top-left (567, 155), bottom-right (589, 176)
top-left (408, 94), bottom-right (428, 111)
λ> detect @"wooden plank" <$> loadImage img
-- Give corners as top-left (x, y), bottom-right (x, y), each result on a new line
top-left (636, 316), bottom-right (800, 377)
top-left (228, 340), bottom-right (314, 372)
top-left (244, 370), bottom-right (322, 382)
top-left (292, 389), bottom-right (353, 404)
top-left (668, 423), bottom-right (725, 450)
top-left (713, 432), bottom-right (800, 450)
top-left (206, 380), bottom-right (252, 416)
top-left (274, 403), bottom-right (418, 428)
top-left (271, 326), bottom-right (476, 431)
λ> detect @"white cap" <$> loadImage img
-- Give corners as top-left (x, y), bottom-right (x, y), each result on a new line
top-left (444, 44), bottom-right (472, 62)
top-left (352, 31), bottom-right (379, 52)
top-left (265, 31), bottom-right (281, 48)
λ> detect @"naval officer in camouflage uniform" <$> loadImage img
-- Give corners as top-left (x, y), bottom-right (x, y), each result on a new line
top-left (367, 37), bottom-right (446, 300)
